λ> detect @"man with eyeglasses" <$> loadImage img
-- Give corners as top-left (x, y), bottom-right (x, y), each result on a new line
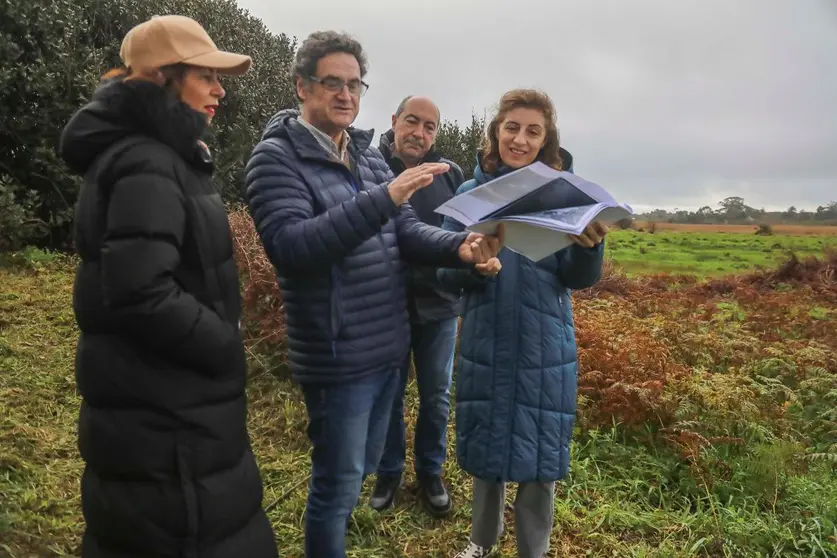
top-left (370, 96), bottom-right (464, 518)
top-left (245, 31), bottom-right (504, 558)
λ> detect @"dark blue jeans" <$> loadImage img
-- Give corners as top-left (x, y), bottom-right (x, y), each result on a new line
top-left (301, 367), bottom-right (399, 558)
top-left (377, 317), bottom-right (459, 478)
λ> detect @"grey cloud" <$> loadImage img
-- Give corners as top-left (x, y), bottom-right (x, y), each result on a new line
top-left (237, 0), bottom-right (837, 211)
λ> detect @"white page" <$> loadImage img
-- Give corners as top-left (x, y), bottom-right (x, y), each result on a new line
top-left (434, 164), bottom-right (558, 225)
top-left (469, 220), bottom-right (574, 262)
top-left (592, 204), bottom-right (634, 224)
top-left (469, 202), bottom-right (634, 262)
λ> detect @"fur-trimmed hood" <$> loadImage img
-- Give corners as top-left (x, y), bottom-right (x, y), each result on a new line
top-left (59, 78), bottom-right (208, 174)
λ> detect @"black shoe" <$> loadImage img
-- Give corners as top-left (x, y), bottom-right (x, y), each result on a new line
top-left (418, 474), bottom-right (452, 517)
top-left (369, 474), bottom-right (401, 511)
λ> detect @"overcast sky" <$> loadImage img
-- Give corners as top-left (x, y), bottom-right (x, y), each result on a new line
top-left (236, 0), bottom-right (837, 212)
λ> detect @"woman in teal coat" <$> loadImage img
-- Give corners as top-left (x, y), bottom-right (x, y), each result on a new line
top-left (438, 89), bottom-right (608, 558)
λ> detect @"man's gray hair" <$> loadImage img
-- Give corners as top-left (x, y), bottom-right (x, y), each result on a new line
top-left (395, 95), bottom-right (414, 118)
top-left (292, 30), bottom-right (368, 99)
top-left (394, 95), bottom-right (441, 123)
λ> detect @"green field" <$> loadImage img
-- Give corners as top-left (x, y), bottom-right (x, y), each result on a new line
top-left (606, 230), bottom-right (836, 276)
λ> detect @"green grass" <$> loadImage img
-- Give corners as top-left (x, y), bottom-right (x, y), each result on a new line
top-left (1, 244), bottom-right (836, 557)
top-left (0, 253), bottom-right (82, 557)
top-left (605, 230), bottom-right (836, 276)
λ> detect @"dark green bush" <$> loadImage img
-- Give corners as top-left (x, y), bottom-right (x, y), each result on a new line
top-left (432, 112), bottom-right (485, 181)
top-left (0, 0), bottom-right (297, 250)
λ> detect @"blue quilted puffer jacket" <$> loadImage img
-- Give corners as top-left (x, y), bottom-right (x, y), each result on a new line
top-left (438, 153), bottom-right (604, 483)
top-left (245, 110), bottom-right (468, 384)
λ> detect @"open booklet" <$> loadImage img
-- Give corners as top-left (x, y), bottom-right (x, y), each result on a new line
top-left (434, 162), bottom-right (634, 262)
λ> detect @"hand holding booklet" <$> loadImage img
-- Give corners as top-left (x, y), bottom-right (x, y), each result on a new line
top-left (434, 162), bottom-right (634, 262)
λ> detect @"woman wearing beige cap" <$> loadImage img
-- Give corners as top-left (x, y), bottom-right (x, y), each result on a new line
top-left (58, 15), bottom-right (277, 558)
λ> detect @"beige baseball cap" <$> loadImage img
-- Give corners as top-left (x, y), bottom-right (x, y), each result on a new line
top-left (120, 15), bottom-right (252, 75)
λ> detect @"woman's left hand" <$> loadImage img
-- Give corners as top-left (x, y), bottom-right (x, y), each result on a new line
top-left (568, 221), bottom-right (609, 248)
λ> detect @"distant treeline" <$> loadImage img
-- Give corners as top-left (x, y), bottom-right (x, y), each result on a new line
top-left (637, 197), bottom-right (837, 226)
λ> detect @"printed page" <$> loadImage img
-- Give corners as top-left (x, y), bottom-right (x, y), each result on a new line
top-left (434, 164), bottom-right (555, 225)
top-left (499, 204), bottom-right (599, 234)
top-left (502, 203), bottom-right (633, 235)
top-left (434, 162), bottom-right (633, 230)
top-left (469, 201), bottom-right (635, 262)
top-left (486, 177), bottom-right (598, 219)
top-left (528, 163), bottom-right (618, 206)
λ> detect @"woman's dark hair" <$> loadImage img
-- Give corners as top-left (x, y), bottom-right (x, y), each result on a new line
top-left (100, 63), bottom-right (190, 93)
top-left (291, 30), bottom-right (368, 100)
top-left (101, 67), bottom-right (130, 81)
top-left (480, 88), bottom-right (563, 174)
top-left (159, 63), bottom-right (190, 90)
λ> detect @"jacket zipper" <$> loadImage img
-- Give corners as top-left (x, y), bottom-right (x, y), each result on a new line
top-left (504, 254), bottom-right (521, 479)
top-left (330, 266), bottom-right (341, 357)
top-left (315, 152), bottom-right (397, 360)
top-left (328, 159), bottom-right (362, 359)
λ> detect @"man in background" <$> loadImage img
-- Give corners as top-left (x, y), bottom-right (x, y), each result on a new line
top-left (370, 96), bottom-right (465, 517)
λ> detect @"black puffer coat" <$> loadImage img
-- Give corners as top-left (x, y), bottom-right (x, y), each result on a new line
top-left (58, 78), bottom-right (277, 558)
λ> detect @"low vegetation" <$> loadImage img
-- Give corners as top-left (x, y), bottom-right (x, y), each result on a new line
top-left (1, 220), bottom-right (835, 557)
top-left (606, 228), bottom-right (836, 276)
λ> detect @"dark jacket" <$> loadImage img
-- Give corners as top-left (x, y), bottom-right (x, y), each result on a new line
top-left (59, 78), bottom-right (276, 558)
top-left (378, 129), bottom-right (464, 324)
top-left (244, 110), bottom-right (468, 384)
top-left (438, 150), bottom-right (604, 483)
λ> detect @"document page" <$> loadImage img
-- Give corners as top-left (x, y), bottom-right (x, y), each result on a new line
top-left (434, 164), bottom-right (558, 225)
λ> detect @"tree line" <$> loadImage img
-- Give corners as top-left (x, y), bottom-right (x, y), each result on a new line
top-left (639, 196), bottom-right (837, 226)
top-left (1, 0), bottom-right (833, 252)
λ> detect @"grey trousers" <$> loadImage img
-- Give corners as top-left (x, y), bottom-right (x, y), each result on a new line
top-left (470, 477), bottom-right (555, 558)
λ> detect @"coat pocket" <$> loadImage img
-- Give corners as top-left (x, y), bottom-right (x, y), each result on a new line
top-left (175, 441), bottom-right (200, 558)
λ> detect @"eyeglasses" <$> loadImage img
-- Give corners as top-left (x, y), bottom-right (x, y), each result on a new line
top-left (307, 75), bottom-right (369, 97)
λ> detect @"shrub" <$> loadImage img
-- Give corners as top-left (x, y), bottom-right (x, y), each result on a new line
top-left (756, 223), bottom-right (774, 236)
top-left (615, 217), bottom-right (634, 230)
top-left (0, 174), bottom-right (48, 251)
top-left (432, 113), bottom-right (486, 181)
top-left (228, 206), bottom-right (287, 366)
top-left (0, 0), bottom-right (297, 250)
